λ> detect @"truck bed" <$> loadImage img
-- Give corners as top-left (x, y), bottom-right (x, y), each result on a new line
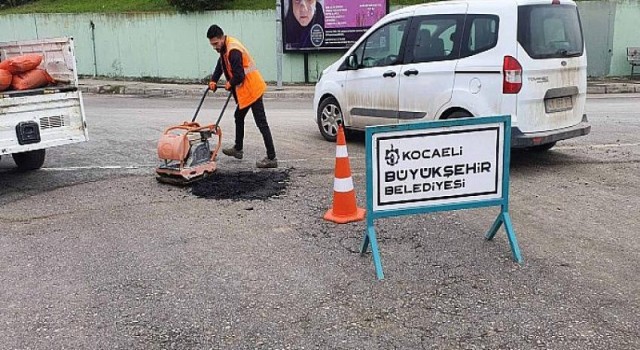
top-left (0, 37), bottom-right (77, 87)
top-left (0, 37), bottom-right (87, 159)
top-left (0, 84), bottom-right (77, 99)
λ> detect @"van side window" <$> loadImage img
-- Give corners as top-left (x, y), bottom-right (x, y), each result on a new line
top-left (353, 19), bottom-right (408, 68)
top-left (460, 15), bottom-right (499, 58)
top-left (407, 16), bottom-right (462, 63)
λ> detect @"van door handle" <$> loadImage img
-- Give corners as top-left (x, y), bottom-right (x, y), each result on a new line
top-left (382, 71), bottom-right (397, 78)
top-left (404, 69), bottom-right (419, 76)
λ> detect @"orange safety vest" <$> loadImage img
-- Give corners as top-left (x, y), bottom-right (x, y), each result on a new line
top-left (223, 36), bottom-right (267, 109)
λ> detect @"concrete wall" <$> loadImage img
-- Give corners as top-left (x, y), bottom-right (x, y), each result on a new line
top-left (0, 1), bottom-right (638, 82)
top-left (579, 1), bottom-right (616, 77)
top-left (609, 1), bottom-right (640, 76)
top-left (0, 11), bottom-right (342, 83)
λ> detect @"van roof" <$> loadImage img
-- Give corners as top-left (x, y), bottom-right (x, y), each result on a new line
top-left (394, 0), bottom-right (576, 13)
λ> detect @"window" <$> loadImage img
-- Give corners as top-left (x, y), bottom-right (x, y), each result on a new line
top-left (518, 5), bottom-right (584, 59)
top-left (460, 15), bottom-right (499, 58)
top-left (408, 16), bottom-right (462, 63)
top-left (352, 19), bottom-right (408, 68)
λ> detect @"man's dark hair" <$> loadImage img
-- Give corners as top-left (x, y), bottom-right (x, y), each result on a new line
top-left (207, 25), bottom-right (224, 39)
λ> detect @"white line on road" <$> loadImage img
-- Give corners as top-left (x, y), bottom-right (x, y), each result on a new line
top-left (41, 165), bottom-right (155, 171)
top-left (555, 142), bottom-right (640, 150)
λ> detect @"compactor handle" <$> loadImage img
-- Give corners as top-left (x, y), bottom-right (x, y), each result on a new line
top-left (191, 87), bottom-right (211, 123)
top-left (163, 122), bottom-right (199, 133)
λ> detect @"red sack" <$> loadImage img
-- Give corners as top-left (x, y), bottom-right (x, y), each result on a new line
top-left (11, 69), bottom-right (55, 90)
top-left (0, 69), bottom-right (12, 91)
top-left (0, 60), bottom-right (10, 71)
top-left (4, 54), bottom-right (43, 74)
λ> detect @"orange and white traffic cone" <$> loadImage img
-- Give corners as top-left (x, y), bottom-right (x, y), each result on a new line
top-left (324, 124), bottom-right (366, 224)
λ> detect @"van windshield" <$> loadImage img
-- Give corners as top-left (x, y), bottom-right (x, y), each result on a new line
top-left (517, 4), bottom-right (584, 59)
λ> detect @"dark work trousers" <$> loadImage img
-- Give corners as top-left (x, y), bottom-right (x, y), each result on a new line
top-left (233, 96), bottom-right (276, 160)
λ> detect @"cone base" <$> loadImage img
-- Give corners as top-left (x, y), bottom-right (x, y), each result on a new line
top-left (323, 207), bottom-right (366, 224)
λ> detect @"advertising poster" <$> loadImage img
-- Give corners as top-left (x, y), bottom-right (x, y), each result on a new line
top-left (282, 0), bottom-right (389, 52)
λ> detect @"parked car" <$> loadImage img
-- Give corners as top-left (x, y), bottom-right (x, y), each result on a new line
top-left (313, 0), bottom-right (590, 151)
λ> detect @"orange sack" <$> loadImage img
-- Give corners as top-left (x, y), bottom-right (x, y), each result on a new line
top-left (0, 60), bottom-right (11, 71)
top-left (11, 69), bottom-right (55, 90)
top-left (0, 69), bottom-right (12, 91)
top-left (4, 54), bottom-right (43, 74)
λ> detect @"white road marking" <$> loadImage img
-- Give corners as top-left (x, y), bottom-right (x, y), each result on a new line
top-left (555, 142), bottom-right (640, 150)
top-left (41, 165), bottom-right (155, 171)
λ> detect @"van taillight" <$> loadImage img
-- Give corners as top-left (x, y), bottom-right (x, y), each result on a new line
top-left (503, 55), bottom-right (522, 94)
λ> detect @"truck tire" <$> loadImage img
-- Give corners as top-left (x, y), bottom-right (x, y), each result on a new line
top-left (12, 149), bottom-right (46, 171)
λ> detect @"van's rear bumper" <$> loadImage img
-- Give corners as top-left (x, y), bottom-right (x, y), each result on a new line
top-left (511, 114), bottom-right (591, 148)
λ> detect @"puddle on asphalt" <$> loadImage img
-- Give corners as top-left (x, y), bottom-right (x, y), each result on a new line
top-left (191, 169), bottom-right (290, 200)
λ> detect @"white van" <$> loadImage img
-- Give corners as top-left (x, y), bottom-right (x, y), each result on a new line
top-left (313, 0), bottom-right (589, 151)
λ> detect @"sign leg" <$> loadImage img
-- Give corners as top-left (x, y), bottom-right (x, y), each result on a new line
top-left (502, 212), bottom-right (523, 264)
top-left (485, 212), bottom-right (505, 240)
top-left (360, 232), bottom-right (370, 255)
top-left (362, 226), bottom-right (385, 280)
top-left (485, 211), bottom-right (523, 264)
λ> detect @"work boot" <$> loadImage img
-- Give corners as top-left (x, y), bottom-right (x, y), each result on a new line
top-left (256, 157), bottom-right (278, 169)
top-left (222, 146), bottom-right (243, 159)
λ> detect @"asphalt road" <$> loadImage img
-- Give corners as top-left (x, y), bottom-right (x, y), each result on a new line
top-left (0, 94), bottom-right (638, 349)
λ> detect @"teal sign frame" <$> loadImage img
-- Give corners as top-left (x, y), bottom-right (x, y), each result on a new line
top-left (361, 115), bottom-right (523, 280)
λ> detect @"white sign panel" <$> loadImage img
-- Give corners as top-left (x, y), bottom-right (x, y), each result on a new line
top-left (372, 123), bottom-right (504, 211)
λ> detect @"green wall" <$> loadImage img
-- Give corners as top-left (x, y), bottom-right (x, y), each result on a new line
top-left (0, 11), bottom-right (342, 82)
top-left (0, 1), bottom-right (638, 82)
top-left (610, 1), bottom-right (640, 76)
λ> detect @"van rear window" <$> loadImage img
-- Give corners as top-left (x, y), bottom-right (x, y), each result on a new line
top-left (518, 5), bottom-right (584, 59)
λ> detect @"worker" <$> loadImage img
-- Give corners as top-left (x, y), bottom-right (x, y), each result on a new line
top-left (207, 24), bottom-right (278, 168)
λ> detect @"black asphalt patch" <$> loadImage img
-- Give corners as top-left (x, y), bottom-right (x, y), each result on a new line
top-left (191, 169), bottom-right (290, 200)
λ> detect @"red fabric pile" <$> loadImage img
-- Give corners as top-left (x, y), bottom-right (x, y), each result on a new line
top-left (0, 54), bottom-right (56, 92)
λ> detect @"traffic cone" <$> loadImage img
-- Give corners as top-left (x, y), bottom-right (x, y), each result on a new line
top-left (324, 124), bottom-right (366, 224)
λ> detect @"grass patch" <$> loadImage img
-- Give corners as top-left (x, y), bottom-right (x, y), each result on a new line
top-left (0, 0), bottom-right (174, 13)
top-left (225, 0), bottom-right (275, 11)
top-left (0, 0), bottom-right (435, 14)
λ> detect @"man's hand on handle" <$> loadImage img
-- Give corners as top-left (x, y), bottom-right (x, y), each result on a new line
top-left (208, 81), bottom-right (217, 92)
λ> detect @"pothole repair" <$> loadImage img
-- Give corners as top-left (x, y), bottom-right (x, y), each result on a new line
top-left (191, 169), bottom-right (290, 200)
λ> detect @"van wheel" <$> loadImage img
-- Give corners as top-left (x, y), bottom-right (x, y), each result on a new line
top-left (446, 110), bottom-right (473, 119)
top-left (12, 149), bottom-right (46, 171)
top-left (317, 97), bottom-right (343, 142)
top-left (527, 142), bottom-right (556, 152)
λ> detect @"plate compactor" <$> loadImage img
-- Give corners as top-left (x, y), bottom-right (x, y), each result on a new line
top-left (156, 89), bottom-right (232, 185)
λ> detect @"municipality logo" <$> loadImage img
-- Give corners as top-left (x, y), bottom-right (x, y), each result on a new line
top-left (385, 144), bottom-right (399, 166)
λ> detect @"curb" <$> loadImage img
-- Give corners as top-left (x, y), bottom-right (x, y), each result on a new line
top-left (587, 84), bottom-right (640, 94)
top-left (79, 83), bottom-right (640, 98)
top-left (78, 84), bottom-right (316, 99)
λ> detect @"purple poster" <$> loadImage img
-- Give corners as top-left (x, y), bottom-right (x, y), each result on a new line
top-left (282, 0), bottom-right (389, 52)
top-left (324, 0), bottom-right (387, 28)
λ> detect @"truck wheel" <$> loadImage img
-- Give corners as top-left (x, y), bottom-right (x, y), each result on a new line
top-left (12, 149), bottom-right (46, 171)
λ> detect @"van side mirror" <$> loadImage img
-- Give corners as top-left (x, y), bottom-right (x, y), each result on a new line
top-left (346, 54), bottom-right (359, 70)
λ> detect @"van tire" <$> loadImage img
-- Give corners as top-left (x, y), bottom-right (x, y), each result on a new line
top-left (445, 110), bottom-right (473, 119)
top-left (12, 149), bottom-right (46, 171)
top-left (317, 97), bottom-right (343, 142)
top-left (527, 142), bottom-right (556, 152)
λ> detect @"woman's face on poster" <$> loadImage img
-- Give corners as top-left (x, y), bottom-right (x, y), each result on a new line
top-left (292, 0), bottom-right (316, 27)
